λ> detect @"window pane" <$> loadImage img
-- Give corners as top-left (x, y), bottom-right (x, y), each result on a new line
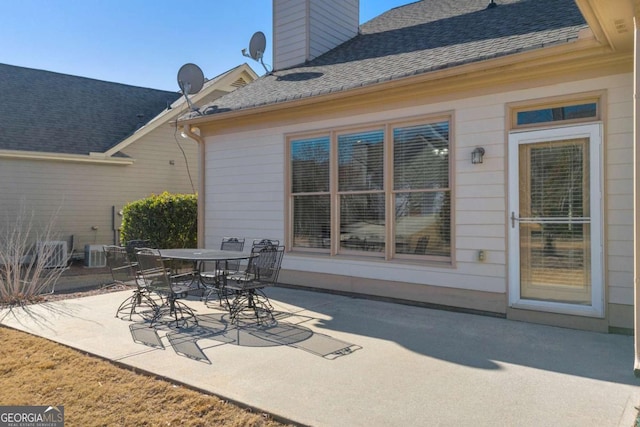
top-left (293, 195), bottom-right (330, 248)
top-left (395, 191), bottom-right (450, 256)
top-left (340, 194), bottom-right (385, 252)
top-left (394, 122), bottom-right (449, 190)
top-left (517, 103), bottom-right (596, 126)
top-left (338, 130), bottom-right (384, 192)
top-left (521, 139), bottom-right (588, 218)
top-left (520, 223), bottom-right (591, 303)
top-left (291, 136), bottom-right (330, 193)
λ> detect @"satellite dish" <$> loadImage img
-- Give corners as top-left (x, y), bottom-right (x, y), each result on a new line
top-left (249, 31), bottom-right (266, 61)
top-left (242, 31), bottom-right (270, 74)
top-left (177, 63), bottom-right (204, 95)
top-left (177, 63), bottom-right (204, 113)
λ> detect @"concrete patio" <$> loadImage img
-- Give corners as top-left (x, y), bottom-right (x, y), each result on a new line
top-left (1, 286), bottom-right (638, 426)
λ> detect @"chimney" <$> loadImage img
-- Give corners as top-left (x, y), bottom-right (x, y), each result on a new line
top-left (273, 0), bottom-right (359, 71)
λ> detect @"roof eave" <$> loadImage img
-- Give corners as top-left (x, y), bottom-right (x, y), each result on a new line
top-left (103, 63), bottom-right (258, 157)
top-left (574, 0), bottom-right (635, 51)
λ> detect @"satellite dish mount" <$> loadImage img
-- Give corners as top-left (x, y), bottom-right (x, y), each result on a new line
top-left (177, 63), bottom-right (205, 114)
top-left (242, 31), bottom-right (269, 74)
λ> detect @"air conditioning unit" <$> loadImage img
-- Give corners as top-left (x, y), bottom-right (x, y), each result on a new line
top-left (36, 240), bottom-right (68, 268)
top-left (85, 244), bottom-right (107, 268)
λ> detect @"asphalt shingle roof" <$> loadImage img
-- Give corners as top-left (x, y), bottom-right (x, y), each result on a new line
top-left (0, 63), bottom-right (181, 155)
top-left (188, 0), bottom-right (587, 119)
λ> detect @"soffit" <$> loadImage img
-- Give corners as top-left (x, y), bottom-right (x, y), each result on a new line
top-left (575, 0), bottom-right (635, 51)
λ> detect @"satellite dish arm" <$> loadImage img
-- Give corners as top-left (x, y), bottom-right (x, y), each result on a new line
top-left (179, 81), bottom-right (200, 114)
top-left (259, 55), bottom-right (269, 74)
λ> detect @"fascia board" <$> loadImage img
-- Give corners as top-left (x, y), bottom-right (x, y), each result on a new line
top-left (0, 150), bottom-right (135, 165)
top-left (104, 64), bottom-right (258, 157)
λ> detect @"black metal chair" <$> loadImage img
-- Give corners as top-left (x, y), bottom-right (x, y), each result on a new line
top-left (106, 245), bottom-right (158, 321)
top-left (226, 244), bottom-right (285, 325)
top-left (136, 249), bottom-right (197, 328)
top-left (125, 239), bottom-right (153, 262)
top-left (200, 237), bottom-right (246, 306)
top-left (251, 239), bottom-right (280, 251)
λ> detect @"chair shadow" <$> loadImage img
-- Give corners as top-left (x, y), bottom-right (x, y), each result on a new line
top-left (129, 310), bottom-right (361, 364)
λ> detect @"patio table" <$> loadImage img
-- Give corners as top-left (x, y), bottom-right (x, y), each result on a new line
top-left (158, 249), bottom-right (255, 303)
top-left (158, 249), bottom-right (251, 263)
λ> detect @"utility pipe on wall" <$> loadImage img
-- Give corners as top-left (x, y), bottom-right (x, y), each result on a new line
top-left (633, 14), bottom-right (640, 377)
top-left (180, 125), bottom-right (205, 249)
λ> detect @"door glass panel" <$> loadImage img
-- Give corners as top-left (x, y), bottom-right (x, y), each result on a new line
top-left (518, 139), bottom-right (591, 304)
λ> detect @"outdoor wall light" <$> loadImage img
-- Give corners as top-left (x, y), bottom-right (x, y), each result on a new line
top-left (471, 147), bottom-right (485, 164)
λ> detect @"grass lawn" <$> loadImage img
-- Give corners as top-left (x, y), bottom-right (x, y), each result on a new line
top-left (0, 326), bottom-right (289, 426)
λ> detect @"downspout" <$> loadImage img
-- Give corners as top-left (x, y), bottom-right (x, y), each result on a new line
top-left (634, 13), bottom-right (640, 377)
top-left (181, 125), bottom-right (205, 249)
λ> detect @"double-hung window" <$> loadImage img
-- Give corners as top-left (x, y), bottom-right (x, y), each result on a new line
top-left (288, 117), bottom-right (451, 262)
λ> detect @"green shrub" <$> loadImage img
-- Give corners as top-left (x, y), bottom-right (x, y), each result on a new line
top-left (120, 192), bottom-right (197, 249)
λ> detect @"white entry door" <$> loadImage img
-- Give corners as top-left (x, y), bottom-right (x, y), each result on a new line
top-left (508, 124), bottom-right (603, 317)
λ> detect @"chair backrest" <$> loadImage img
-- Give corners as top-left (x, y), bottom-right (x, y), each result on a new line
top-left (125, 239), bottom-right (153, 262)
top-left (251, 239), bottom-right (280, 251)
top-left (104, 245), bottom-right (136, 283)
top-left (135, 249), bottom-right (171, 294)
top-left (220, 237), bottom-right (245, 252)
top-left (220, 237), bottom-right (245, 271)
top-left (248, 244), bottom-right (285, 285)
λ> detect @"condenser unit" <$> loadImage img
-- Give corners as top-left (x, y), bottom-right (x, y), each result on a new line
top-left (36, 240), bottom-right (68, 268)
top-left (84, 244), bottom-right (107, 268)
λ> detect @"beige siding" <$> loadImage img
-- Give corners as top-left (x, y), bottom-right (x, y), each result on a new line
top-left (203, 72), bottom-right (633, 324)
top-left (204, 130), bottom-right (284, 244)
top-left (273, 0), bottom-right (308, 70)
top-left (0, 125), bottom-right (198, 257)
top-left (309, 0), bottom-right (358, 60)
top-left (273, 0), bottom-right (358, 70)
top-left (603, 75), bottom-right (634, 307)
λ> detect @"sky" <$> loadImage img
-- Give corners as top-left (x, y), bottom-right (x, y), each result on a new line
top-left (1, 1), bottom-right (411, 92)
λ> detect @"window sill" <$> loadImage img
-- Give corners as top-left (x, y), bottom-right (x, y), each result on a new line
top-left (286, 249), bottom-right (454, 269)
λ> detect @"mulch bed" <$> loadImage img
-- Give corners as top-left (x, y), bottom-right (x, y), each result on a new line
top-left (41, 283), bottom-right (133, 302)
top-left (0, 283), bottom-right (134, 307)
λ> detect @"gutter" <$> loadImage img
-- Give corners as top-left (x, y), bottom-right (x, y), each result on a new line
top-left (0, 150), bottom-right (134, 165)
top-left (180, 125), bottom-right (206, 248)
